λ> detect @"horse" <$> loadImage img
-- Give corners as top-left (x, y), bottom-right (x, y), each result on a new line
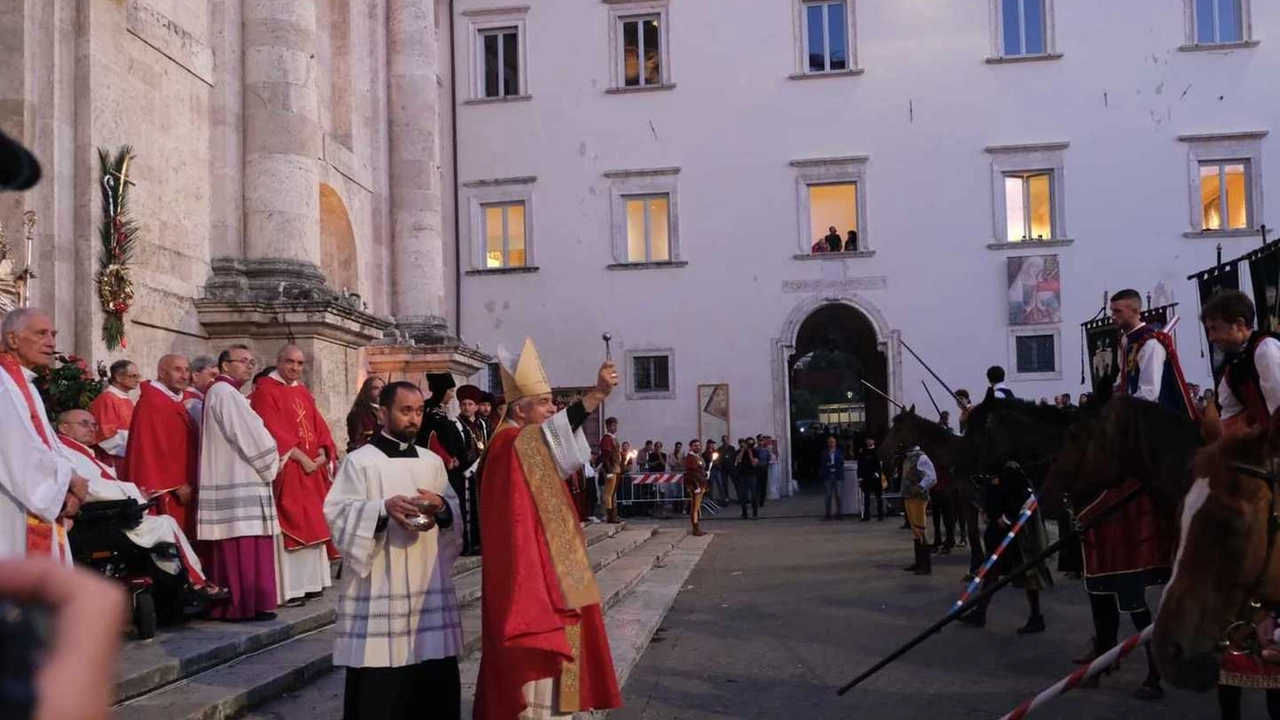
top-left (1039, 393), bottom-right (1201, 525)
top-left (880, 405), bottom-right (961, 469)
top-left (957, 398), bottom-right (1077, 488)
top-left (1153, 424), bottom-right (1280, 693)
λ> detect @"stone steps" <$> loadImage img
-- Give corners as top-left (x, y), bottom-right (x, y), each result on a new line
top-left (111, 522), bottom-right (646, 720)
top-left (111, 522), bottom-right (627, 718)
top-left (245, 529), bottom-right (713, 720)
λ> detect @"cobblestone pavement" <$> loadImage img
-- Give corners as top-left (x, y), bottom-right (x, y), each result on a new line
top-left (613, 492), bottom-right (1256, 720)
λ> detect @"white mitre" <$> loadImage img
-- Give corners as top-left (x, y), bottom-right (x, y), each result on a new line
top-left (497, 337), bottom-right (592, 479)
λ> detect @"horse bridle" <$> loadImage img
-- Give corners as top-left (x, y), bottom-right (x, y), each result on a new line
top-left (1219, 460), bottom-right (1280, 655)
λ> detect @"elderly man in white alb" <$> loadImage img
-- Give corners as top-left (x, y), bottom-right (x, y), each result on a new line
top-left (0, 308), bottom-right (88, 561)
top-left (199, 344), bottom-right (282, 621)
top-left (56, 408), bottom-right (227, 603)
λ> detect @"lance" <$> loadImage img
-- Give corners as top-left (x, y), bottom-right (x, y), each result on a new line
top-left (920, 380), bottom-right (942, 418)
top-left (900, 339), bottom-right (959, 403)
top-left (1000, 625), bottom-right (1153, 719)
top-left (836, 486), bottom-right (1143, 696)
top-left (952, 494), bottom-right (1038, 610)
top-left (860, 379), bottom-right (905, 411)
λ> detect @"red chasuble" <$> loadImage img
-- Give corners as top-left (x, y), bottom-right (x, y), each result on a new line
top-left (89, 389), bottom-right (134, 477)
top-left (126, 381), bottom-right (199, 537)
top-left (475, 424), bottom-right (621, 720)
top-left (249, 375), bottom-right (336, 551)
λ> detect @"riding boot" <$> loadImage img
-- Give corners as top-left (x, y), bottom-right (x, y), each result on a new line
top-left (903, 540), bottom-right (921, 572)
top-left (914, 540), bottom-right (932, 576)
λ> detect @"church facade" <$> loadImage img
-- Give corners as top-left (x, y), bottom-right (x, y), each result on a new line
top-left (453, 0), bottom-right (1278, 479)
top-left (1, 0), bottom-right (485, 446)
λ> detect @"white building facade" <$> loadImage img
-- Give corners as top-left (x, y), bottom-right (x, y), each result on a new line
top-left (453, 0), bottom-right (1277, 481)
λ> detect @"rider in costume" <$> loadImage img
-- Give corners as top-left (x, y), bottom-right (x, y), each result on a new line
top-left (1078, 289), bottom-right (1196, 699)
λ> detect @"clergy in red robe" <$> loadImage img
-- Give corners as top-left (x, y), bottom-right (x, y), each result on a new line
top-left (476, 338), bottom-right (621, 720)
top-left (88, 359), bottom-right (140, 476)
top-left (125, 355), bottom-right (200, 538)
top-left (250, 345), bottom-right (337, 604)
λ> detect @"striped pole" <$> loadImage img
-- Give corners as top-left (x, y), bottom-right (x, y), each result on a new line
top-left (999, 626), bottom-right (1153, 720)
top-left (951, 495), bottom-right (1038, 612)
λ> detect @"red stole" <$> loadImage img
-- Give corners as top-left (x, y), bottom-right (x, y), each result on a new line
top-left (0, 353), bottom-right (67, 559)
top-left (126, 381), bottom-right (200, 536)
top-left (59, 436), bottom-right (116, 479)
top-left (475, 425), bottom-right (621, 719)
top-left (249, 375), bottom-right (336, 550)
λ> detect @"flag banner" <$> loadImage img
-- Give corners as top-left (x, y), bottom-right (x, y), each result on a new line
top-left (1195, 263), bottom-right (1240, 377)
top-left (1083, 316), bottom-right (1120, 390)
top-left (1250, 246), bottom-right (1280, 334)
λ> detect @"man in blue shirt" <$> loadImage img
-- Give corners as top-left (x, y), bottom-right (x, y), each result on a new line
top-left (820, 435), bottom-right (846, 520)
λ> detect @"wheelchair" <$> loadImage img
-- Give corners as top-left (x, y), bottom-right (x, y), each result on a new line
top-left (68, 499), bottom-right (208, 639)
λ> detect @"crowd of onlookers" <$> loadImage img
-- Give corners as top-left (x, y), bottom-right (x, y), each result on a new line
top-left (593, 433), bottom-right (783, 520)
top-left (810, 225), bottom-right (859, 254)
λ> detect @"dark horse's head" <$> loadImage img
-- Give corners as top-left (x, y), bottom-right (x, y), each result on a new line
top-left (1155, 424), bottom-right (1280, 691)
top-left (957, 399), bottom-right (1076, 489)
top-left (1040, 395), bottom-right (1200, 522)
top-left (881, 406), bottom-right (954, 464)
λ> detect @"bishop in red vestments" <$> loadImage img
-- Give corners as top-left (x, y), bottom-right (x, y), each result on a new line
top-left (476, 339), bottom-right (621, 720)
top-left (250, 345), bottom-right (337, 604)
top-left (126, 355), bottom-right (200, 538)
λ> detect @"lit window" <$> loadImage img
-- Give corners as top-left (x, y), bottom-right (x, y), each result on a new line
top-left (633, 355), bottom-right (671, 393)
top-left (482, 202), bottom-right (526, 268)
top-left (1001, 0), bottom-right (1046, 56)
top-left (1015, 334), bottom-right (1056, 374)
top-left (621, 16), bottom-right (663, 87)
top-left (808, 183), bottom-right (858, 252)
top-left (804, 1), bottom-right (848, 73)
top-left (1004, 172), bottom-right (1053, 242)
top-left (1199, 161), bottom-right (1250, 231)
top-left (479, 27), bottom-right (520, 98)
top-left (1194, 0), bottom-right (1243, 44)
top-left (624, 195), bottom-right (670, 263)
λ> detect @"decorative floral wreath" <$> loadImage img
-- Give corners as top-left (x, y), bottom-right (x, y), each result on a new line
top-left (95, 146), bottom-right (137, 350)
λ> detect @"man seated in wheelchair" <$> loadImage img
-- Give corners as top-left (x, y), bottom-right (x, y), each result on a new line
top-left (56, 409), bottom-right (228, 608)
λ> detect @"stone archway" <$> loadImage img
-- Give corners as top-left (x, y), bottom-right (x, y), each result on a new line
top-left (772, 294), bottom-right (900, 486)
top-left (319, 183), bottom-right (358, 294)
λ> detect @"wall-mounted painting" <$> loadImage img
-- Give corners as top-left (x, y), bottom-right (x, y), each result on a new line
top-left (1007, 254), bottom-right (1061, 325)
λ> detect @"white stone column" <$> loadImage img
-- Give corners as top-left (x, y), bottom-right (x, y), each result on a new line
top-left (387, 0), bottom-right (448, 339)
top-left (241, 0), bottom-right (323, 275)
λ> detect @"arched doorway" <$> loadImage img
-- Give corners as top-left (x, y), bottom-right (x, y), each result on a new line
top-left (787, 303), bottom-right (888, 484)
top-left (319, 183), bottom-right (359, 293)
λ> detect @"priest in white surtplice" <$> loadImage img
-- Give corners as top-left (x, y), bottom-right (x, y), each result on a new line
top-left (0, 308), bottom-right (87, 562)
top-left (324, 380), bottom-right (464, 719)
top-left (198, 344), bottom-right (282, 621)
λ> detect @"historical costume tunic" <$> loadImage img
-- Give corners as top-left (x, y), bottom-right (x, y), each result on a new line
top-left (198, 375), bottom-right (281, 620)
top-left (324, 431), bottom-right (464, 718)
top-left (89, 383), bottom-right (134, 475)
top-left (0, 354), bottom-right (73, 561)
top-left (1117, 323), bottom-right (1197, 416)
top-left (900, 447), bottom-right (936, 541)
top-left (1081, 322), bottom-right (1194, 610)
top-left (251, 371), bottom-right (337, 602)
top-left (984, 462), bottom-right (1052, 591)
top-left (60, 435), bottom-right (208, 587)
top-left (127, 380), bottom-right (200, 538)
top-left (475, 404), bottom-right (622, 719)
top-left (1218, 332), bottom-right (1280, 432)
